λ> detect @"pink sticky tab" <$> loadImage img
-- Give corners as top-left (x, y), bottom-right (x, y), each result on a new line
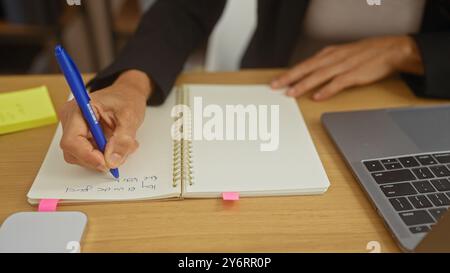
top-left (38, 199), bottom-right (59, 212)
top-left (222, 192), bottom-right (240, 201)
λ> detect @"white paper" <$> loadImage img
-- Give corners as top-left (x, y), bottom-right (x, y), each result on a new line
top-left (184, 85), bottom-right (330, 197)
top-left (27, 92), bottom-right (178, 203)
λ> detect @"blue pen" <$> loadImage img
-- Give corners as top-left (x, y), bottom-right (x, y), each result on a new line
top-left (55, 45), bottom-right (120, 179)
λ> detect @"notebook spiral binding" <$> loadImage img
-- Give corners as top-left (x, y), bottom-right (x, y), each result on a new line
top-left (172, 86), bottom-right (194, 188)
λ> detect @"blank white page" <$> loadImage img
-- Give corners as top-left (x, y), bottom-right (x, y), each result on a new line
top-left (184, 85), bottom-right (330, 198)
top-left (27, 92), bottom-right (179, 203)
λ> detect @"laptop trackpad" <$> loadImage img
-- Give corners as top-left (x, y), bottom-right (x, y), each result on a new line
top-left (388, 106), bottom-right (450, 151)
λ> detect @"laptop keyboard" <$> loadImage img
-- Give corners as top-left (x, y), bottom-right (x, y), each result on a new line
top-left (363, 153), bottom-right (450, 234)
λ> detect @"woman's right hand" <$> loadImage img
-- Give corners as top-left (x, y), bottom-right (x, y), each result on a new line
top-left (59, 70), bottom-right (152, 172)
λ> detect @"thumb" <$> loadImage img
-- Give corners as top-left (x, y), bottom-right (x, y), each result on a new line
top-left (104, 123), bottom-right (140, 169)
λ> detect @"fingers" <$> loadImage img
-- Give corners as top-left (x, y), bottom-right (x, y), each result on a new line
top-left (59, 82), bottom-right (147, 172)
top-left (312, 74), bottom-right (356, 101)
top-left (104, 110), bottom-right (140, 169)
top-left (61, 136), bottom-right (108, 172)
top-left (62, 109), bottom-right (138, 170)
top-left (285, 50), bottom-right (374, 97)
top-left (63, 150), bottom-right (107, 172)
top-left (313, 57), bottom-right (394, 101)
top-left (271, 46), bottom-right (345, 89)
top-left (104, 135), bottom-right (139, 169)
top-left (285, 59), bottom-right (355, 97)
top-left (272, 38), bottom-right (399, 100)
top-left (60, 104), bottom-right (108, 172)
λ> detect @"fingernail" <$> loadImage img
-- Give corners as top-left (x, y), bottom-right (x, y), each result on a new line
top-left (96, 164), bottom-right (108, 172)
top-left (313, 93), bottom-right (322, 100)
top-left (287, 88), bottom-right (295, 96)
top-left (271, 80), bottom-right (279, 88)
top-left (108, 153), bottom-right (122, 168)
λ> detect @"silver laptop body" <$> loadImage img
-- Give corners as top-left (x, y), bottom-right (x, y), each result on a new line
top-left (322, 104), bottom-right (450, 252)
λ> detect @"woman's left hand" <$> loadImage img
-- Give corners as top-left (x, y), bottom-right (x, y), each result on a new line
top-left (271, 36), bottom-right (424, 101)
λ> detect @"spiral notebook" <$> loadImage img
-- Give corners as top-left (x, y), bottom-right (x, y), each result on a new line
top-left (27, 85), bottom-right (330, 204)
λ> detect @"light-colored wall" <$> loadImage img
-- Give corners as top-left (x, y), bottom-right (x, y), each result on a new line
top-left (62, 0), bottom-right (121, 72)
top-left (85, 0), bottom-right (115, 70)
top-left (138, 0), bottom-right (156, 12)
top-left (62, 13), bottom-right (94, 72)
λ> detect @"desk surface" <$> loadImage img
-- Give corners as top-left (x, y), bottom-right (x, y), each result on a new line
top-left (0, 70), bottom-right (447, 253)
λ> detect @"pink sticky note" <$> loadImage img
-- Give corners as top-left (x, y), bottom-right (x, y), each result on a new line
top-left (222, 192), bottom-right (240, 201)
top-left (38, 199), bottom-right (59, 212)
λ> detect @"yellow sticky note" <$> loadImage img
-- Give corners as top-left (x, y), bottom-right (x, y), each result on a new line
top-left (0, 86), bottom-right (57, 135)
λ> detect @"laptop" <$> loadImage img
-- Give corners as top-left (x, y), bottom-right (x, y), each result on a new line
top-left (322, 104), bottom-right (450, 252)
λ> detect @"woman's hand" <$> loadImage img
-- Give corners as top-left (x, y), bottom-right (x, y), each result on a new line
top-left (272, 36), bottom-right (424, 100)
top-left (59, 70), bottom-right (152, 172)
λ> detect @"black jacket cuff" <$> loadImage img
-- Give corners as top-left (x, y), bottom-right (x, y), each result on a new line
top-left (402, 32), bottom-right (450, 99)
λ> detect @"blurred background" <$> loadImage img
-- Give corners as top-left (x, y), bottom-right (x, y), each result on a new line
top-left (0, 0), bottom-right (156, 74)
top-left (0, 0), bottom-right (257, 75)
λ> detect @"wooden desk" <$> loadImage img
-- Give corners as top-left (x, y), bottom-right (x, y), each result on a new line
top-left (0, 70), bottom-right (447, 253)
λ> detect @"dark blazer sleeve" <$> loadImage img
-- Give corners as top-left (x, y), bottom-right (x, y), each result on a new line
top-left (402, 1), bottom-right (450, 98)
top-left (88, 0), bottom-right (226, 105)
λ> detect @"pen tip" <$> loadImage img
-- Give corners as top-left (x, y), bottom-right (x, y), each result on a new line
top-left (110, 169), bottom-right (120, 180)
